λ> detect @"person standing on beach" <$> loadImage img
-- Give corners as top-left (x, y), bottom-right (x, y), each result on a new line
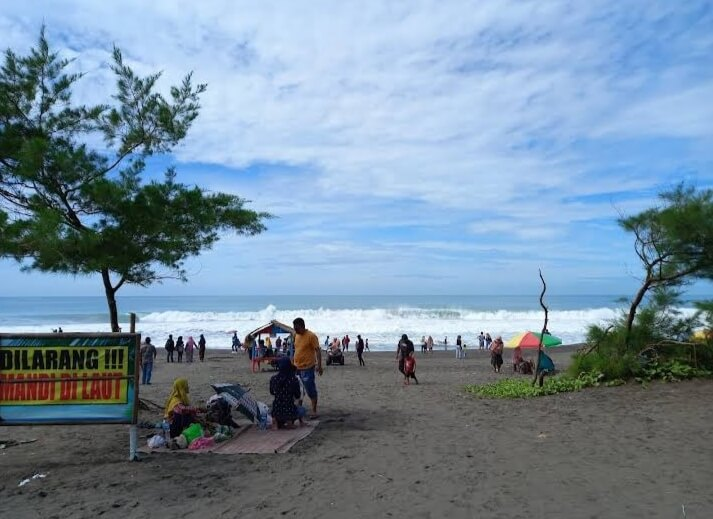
top-left (427, 335), bottom-right (433, 353)
top-left (198, 334), bottom-right (207, 362)
top-left (140, 337), bottom-right (157, 385)
top-left (292, 317), bottom-right (323, 419)
top-left (365, 338), bottom-right (370, 351)
top-left (456, 335), bottom-right (463, 359)
top-left (443, 336), bottom-right (448, 351)
top-left (478, 332), bottom-right (485, 350)
top-left (421, 335), bottom-right (427, 352)
top-left (485, 333), bottom-right (493, 350)
top-left (232, 332), bottom-right (239, 352)
top-left (165, 334), bottom-right (175, 363)
top-left (356, 334), bottom-right (365, 366)
top-left (490, 336), bottom-right (504, 373)
top-left (175, 336), bottom-right (184, 362)
top-left (396, 334), bottom-right (415, 378)
top-left (403, 351), bottom-right (418, 385)
top-left (185, 336), bottom-right (196, 363)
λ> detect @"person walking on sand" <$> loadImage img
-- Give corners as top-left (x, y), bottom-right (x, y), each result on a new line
top-left (490, 336), bottom-right (504, 373)
top-left (403, 351), bottom-right (418, 385)
top-left (356, 334), bottom-right (365, 366)
top-left (365, 338), bottom-right (370, 351)
top-left (140, 337), bottom-right (157, 385)
top-left (185, 336), bottom-right (197, 363)
top-left (485, 333), bottom-right (493, 350)
top-left (292, 317), bottom-right (323, 419)
top-left (165, 334), bottom-right (175, 363)
top-left (427, 335), bottom-right (433, 353)
top-left (232, 332), bottom-right (239, 352)
top-left (456, 335), bottom-right (463, 359)
top-left (175, 336), bottom-right (184, 362)
top-left (478, 331), bottom-right (485, 350)
top-left (396, 334), bottom-right (415, 378)
top-left (198, 334), bottom-right (207, 362)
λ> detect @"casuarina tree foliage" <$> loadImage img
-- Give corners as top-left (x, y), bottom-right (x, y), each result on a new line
top-left (619, 184), bottom-right (713, 347)
top-left (0, 29), bottom-right (270, 331)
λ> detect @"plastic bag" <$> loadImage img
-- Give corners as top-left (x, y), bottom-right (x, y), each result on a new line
top-left (181, 423), bottom-right (204, 445)
top-left (188, 436), bottom-right (215, 450)
top-left (147, 435), bottom-right (166, 449)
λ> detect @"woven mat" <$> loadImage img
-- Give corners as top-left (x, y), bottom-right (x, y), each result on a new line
top-left (140, 421), bottom-right (319, 455)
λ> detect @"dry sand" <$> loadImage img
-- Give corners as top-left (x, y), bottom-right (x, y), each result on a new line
top-left (1, 347), bottom-right (712, 518)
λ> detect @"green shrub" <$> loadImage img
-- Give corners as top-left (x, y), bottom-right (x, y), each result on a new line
top-left (568, 350), bottom-right (640, 380)
top-left (465, 372), bottom-right (613, 399)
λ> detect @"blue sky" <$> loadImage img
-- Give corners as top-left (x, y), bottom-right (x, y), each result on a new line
top-left (1, 1), bottom-right (712, 296)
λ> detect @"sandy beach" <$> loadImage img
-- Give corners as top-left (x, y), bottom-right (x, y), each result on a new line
top-left (1, 347), bottom-right (712, 519)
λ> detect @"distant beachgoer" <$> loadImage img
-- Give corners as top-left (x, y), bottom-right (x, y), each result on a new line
top-left (478, 332), bottom-right (485, 350)
top-left (245, 335), bottom-right (255, 360)
top-left (165, 334), bottom-right (175, 363)
top-left (456, 335), bottom-right (463, 359)
top-left (427, 335), bottom-right (433, 353)
top-left (365, 338), bottom-right (370, 351)
top-left (232, 332), bottom-right (239, 352)
top-left (198, 334), bottom-right (206, 362)
top-left (404, 351), bottom-right (418, 385)
top-left (270, 357), bottom-right (305, 429)
top-left (443, 336), bottom-right (448, 351)
top-left (140, 337), bottom-right (157, 385)
top-left (485, 333), bottom-right (493, 350)
top-left (421, 335), bottom-right (427, 352)
top-left (356, 335), bottom-right (365, 366)
top-left (175, 336), bottom-right (184, 362)
top-left (293, 317), bottom-right (323, 419)
top-left (396, 334), bottom-right (415, 377)
top-left (490, 336), bottom-right (504, 373)
top-left (324, 336), bottom-right (330, 348)
top-left (185, 336), bottom-right (197, 363)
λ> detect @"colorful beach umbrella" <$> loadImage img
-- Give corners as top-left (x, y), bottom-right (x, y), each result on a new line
top-left (505, 331), bottom-right (563, 349)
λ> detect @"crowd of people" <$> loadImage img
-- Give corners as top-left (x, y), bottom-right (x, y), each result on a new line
top-left (152, 317), bottom-right (557, 452)
top-left (138, 333), bottom-right (209, 385)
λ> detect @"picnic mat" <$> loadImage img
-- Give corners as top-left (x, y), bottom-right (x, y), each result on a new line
top-left (140, 421), bottom-right (319, 455)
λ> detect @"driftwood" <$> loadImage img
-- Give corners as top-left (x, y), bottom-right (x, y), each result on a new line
top-left (138, 397), bottom-right (164, 411)
top-left (0, 438), bottom-right (38, 449)
top-left (532, 270), bottom-right (549, 387)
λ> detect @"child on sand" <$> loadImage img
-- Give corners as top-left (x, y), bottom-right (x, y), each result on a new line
top-left (404, 351), bottom-right (418, 385)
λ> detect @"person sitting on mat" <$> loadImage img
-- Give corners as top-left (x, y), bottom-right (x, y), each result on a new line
top-left (270, 357), bottom-right (306, 429)
top-left (164, 378), bottom-right (204, 438)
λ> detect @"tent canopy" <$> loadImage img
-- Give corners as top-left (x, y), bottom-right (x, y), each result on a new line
top-left (247, 319), bottom-right (295, 338)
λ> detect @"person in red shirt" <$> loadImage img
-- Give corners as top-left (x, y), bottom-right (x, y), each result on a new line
top-left (404, 351), bottom-right (418, 385)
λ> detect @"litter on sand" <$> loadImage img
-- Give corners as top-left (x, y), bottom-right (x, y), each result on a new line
top-left (18, 473), bottom-right (48, 487)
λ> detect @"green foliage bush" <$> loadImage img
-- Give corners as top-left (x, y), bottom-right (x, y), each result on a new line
top-left (465, 372), bottom-right (621, 399)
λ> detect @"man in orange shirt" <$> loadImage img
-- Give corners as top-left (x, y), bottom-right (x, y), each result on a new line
top-left (292, 317), bottom-right (323, 418)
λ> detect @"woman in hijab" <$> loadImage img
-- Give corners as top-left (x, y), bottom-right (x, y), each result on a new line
top-left (269, 357), bottom-right (304, 429)
top-left (164, 378), bottom-right (199, 438)
top-left (185, 336), bottom-right (197, 363)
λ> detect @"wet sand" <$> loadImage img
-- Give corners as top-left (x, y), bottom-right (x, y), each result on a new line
top-left (1, 347), bottom-right (712, 518)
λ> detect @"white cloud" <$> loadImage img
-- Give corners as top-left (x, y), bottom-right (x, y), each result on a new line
top-left (1, 1), bottom-right (712, 294)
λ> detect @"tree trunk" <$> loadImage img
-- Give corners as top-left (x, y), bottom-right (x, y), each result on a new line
top-left (101, 268), bottom-right (121, 332)
top-left (625, 275), bottom-right (652, 349)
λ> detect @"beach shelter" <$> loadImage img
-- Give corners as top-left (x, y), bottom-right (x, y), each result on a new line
top-left (505, 331), bottom-right (563, 349)
top-left (247, 320), bottom-right (295, 338)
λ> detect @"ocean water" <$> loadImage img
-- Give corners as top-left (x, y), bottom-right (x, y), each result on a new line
top-left (0, 295), bottom-right (698, 351)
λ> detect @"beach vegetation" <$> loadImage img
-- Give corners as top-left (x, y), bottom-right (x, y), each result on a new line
top-left (465, 372), bottom-right (623, 399)
top-left (0, 29), bottom-right (270, 331)
top-left (569, 184), bottom-right (713, 382)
